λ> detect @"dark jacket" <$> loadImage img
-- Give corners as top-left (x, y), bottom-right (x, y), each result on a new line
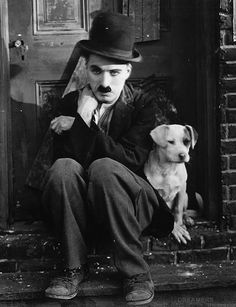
top-left (53, 84), bottom-right (158, 173)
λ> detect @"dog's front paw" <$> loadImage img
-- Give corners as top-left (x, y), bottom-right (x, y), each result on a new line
top-left (172, 222), bottom-right (191, 245)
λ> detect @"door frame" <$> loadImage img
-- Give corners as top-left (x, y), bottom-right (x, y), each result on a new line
top-left (0, 0), bottom-right (12, 228)
top-left (195, 0), bottom-right (221, 222)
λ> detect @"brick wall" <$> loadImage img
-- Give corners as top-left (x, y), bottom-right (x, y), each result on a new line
top-left (220, 0), bottom-right (236, 226)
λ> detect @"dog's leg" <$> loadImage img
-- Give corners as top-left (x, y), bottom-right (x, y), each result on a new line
top-left (173, 186), bottom-right (188, 226)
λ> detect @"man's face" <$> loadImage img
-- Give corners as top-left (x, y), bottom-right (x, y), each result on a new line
top-left (86, 54), bottom-right (132, 105)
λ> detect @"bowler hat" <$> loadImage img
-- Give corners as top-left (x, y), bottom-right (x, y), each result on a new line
top-left (78, 12), bottom-right (142, 62)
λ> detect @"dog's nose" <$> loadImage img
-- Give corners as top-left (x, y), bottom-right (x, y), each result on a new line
top-left (179, 153), bottom-right (186, 161)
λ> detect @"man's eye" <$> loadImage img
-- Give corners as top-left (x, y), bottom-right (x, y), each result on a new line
top-left (91, 68), bottom-right (101, 75)
top-left (168, 140), bottom-right (175, 144)
top-left (110, 70), bottom-right (120, 76)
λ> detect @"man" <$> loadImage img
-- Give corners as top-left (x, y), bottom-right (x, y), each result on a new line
top-left (42, 12), bottom-right (190, 305)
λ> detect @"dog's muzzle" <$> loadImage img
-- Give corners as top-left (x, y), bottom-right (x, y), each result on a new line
top-left (179, 153), bottom-right (188, 161)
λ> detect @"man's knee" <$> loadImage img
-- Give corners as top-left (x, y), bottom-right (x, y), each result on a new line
top-left (88, 158), bottom-right (122, 182)
top-left (47, 158), bottom-right (84, 182)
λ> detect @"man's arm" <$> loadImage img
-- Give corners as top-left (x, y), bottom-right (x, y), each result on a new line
top-left (52, 89), bottom-right (159, 172)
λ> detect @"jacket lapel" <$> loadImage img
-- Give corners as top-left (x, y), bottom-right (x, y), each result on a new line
top-left (108, 85), bottom-right (135, 139)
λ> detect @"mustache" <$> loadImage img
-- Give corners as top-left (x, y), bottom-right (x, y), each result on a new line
top-left (97, 86), bottom-right (112, 93)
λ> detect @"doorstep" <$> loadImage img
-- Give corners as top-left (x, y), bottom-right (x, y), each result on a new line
top-left (1, 261), bottom-right (236, 300)
top-left (0, 220), bottom-right (236, 273)
top-left (0, 220), bottom-right (236, 300)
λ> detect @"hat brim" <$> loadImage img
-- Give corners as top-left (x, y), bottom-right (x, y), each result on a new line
top-left (78, 40), bottom-right (142, 63)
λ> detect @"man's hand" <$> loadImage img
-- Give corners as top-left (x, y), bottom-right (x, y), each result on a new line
top-left (172, 222), bottom-right (191, 244)
top-left (50, 116), bottom-right (75, 135)
top-left (77, 85), bottom-right (98, 126)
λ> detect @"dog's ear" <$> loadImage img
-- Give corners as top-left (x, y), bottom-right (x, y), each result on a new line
top-left (150, 125), bottom-right (169, 147)
top-left (185, 125), bottom-right (198, 149)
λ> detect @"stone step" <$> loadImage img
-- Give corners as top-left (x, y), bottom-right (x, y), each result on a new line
top-left (0, 255), bottom-right (115, 274)
top-left (1, 261), bottom-right (236, 301)
top-left (3, 287), bottom-right (236, 306)
top-left (0, 245), bottom-right (234, 274)
top-left (0, 221), bottom-right (235, 272)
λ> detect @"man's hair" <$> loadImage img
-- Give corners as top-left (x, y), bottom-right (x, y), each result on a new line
top-left (80, 50), bottom-right (90, 62)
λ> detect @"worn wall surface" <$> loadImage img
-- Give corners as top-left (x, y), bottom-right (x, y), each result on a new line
top-left (220, 0), bottom-right (236, 227)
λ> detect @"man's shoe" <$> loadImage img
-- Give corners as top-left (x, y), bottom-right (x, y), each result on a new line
top-left (123, 272), bottom-right (154, 306)
top-left (45, 265), bottom-right (88, 300)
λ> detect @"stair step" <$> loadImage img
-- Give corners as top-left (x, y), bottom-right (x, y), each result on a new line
top-left (1, 261), bottom-right (236, 301)
top-left (153, 227), bottom-right (236, 251)
top-left (146, 247), bottom-right (231, 264)
top-left (0, 233), bottom-right (61, 259)
top-left (0, 221), bottom-right (49, 235)
top-left (0, 221), bottom-right (235, 270)
top-left (0, 245), bottom-right (233, 274)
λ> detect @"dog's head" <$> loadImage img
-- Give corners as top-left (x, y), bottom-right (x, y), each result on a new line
top-left (150, 124), bottom-right (198, 163)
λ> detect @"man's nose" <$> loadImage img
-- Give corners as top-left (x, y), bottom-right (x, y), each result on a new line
top-left (100, 72), bottom-right (111, 87)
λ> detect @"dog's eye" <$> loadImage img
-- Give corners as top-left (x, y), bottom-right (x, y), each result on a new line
top-left (168, 140), bottom-right (175, 144)
top-left (183, 139), bottom-right (190, 146)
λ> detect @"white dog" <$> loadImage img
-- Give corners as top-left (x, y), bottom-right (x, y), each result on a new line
top-left (144, 124), bottom-right (198, 226)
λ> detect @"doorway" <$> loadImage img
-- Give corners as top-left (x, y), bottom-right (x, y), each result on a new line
top-left (2, 0), bottom-right (221, 224)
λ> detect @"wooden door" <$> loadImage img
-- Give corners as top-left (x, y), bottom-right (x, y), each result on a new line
top-left (8, 0), bottom-right (119, 219)
top-left (195, 0), bottom-right (221, 221)
top-left (0, 0), bottom-right (12, 228)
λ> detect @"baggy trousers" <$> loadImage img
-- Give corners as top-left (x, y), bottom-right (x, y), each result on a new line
top-left (42, 157), bottom-right (161, 278)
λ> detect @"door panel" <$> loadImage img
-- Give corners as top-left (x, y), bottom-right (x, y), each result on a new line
top-left (8, 0), bottom-right (117, 215)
